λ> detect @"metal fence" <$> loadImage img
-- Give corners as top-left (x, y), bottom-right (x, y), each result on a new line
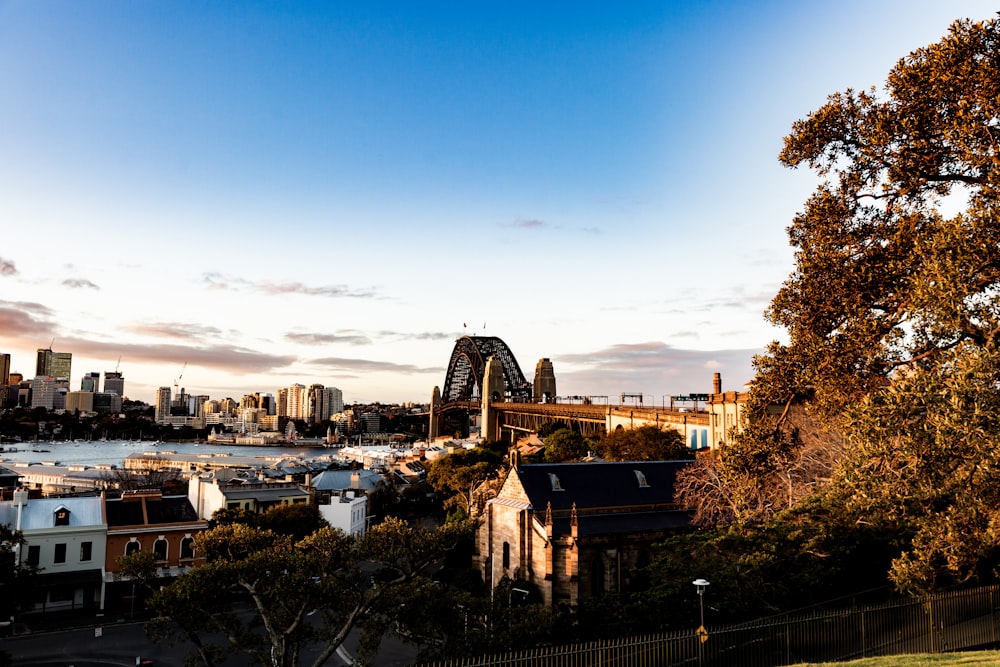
top-left (415, 585), bottom-right (1000, 667)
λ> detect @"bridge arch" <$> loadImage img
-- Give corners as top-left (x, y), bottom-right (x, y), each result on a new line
top-left (441, 336), bottom-right (532, 403)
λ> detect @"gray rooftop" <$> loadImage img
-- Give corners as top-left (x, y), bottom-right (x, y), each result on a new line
top-left (0, 496), bottom-right (105, 531)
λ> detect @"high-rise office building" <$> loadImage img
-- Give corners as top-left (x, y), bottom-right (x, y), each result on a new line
top-left (36, 348), bottom-right (71, 380)
top-left (35, 348), bottom-right (52, 376)
top-left (104, 371), bottom-right (125, 396)
top-left (155, 387), bottom-right (172, 424)
top-left (81, 372), bottom-right (101, 392)
top-left (0, 353), bottom-right (9, 385)
top-left (328, 386), bottom-right (344, 414)
top-left (51, 352), bottom-right (71, 381)
top-left (307, 384), bottom-right (329, 423)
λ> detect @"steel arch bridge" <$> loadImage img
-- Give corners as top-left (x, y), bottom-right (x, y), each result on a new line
top-left (441, 335), bottom-right (533, 403)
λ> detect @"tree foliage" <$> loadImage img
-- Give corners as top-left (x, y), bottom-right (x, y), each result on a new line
top-left (541, 428), bottom-right (591, 463)
top-left (672, 17), bottom-right (1000, 597)
top-left (146, 517), bottom-right (474, 667)
top-left (771, 17), bottom-right (1000, 415)
top-left (426, 447), bottom-right (505, 517)
top-left (597, 425), bottom-right (691, 462)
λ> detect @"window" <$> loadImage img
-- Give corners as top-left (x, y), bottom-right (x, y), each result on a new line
top-left (502, 542), bottom-right (510, 569)
top-left (54, 543), bottom-right (67, 564)
top-left (153, 538), bottom-right (168, 562)
top-left (180, 536), bottom-right (195, 560)
top-left (26, 545), bottom-right (40, 567)
top-left (80, 541), bottom-right (93, 562)
top-left (633, 470), bottom-right (649, 488)
top-left (125, 540), bottom-right (140, 556)
top-left (54, 507), bottom-right (70, 526)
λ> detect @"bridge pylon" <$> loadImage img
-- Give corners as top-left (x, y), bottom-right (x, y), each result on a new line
top-left (481, 355), bottom-right (505, 442)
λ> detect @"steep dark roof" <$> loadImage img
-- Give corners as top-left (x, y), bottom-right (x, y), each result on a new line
top-left (513, 461), bottom-right (693, 538)
top-left (514, 461), bottom-right (690, 512)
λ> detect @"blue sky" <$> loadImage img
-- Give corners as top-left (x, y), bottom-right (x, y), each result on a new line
top-left (1, 1), bottom-right (996, 405)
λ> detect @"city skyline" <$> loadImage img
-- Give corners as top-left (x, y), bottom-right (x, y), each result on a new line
top-left (2, 2), bottom-right (995, 405)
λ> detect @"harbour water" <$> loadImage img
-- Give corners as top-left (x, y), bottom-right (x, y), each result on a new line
top-left (0, 440), bottom-right (332, 469)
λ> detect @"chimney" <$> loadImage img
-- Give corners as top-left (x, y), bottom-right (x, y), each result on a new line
top-left (712, 372), bottom-right (722, 395)
top-left (350, 471), bottom-right (360, 489)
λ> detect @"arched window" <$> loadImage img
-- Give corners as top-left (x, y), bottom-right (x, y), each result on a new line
top-left (125, 540), bottom-right (140, 556)
top-left (180, 536), bottom-right (195, 560)
top-left (153, 537), bottom-right (168, 562)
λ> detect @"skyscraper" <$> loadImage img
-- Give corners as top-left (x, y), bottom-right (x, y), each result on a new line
top-left (328, 386), bottom-right (344, 414)
top-left (81, 372), bottom-right (101, 392)
top-left (0, 353), bottom-right (9, 385)
top-left (35, 348), bottom-right (52, 376)
top-left (51, 352), bottom-right (72, 381)
top-left (155, 387), bottom-right (172, 424)
top-left (104, 371), bottom-right (125, 396)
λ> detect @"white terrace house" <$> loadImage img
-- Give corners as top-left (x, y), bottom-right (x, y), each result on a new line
top-left (0, 490), bottom-right (107, 614)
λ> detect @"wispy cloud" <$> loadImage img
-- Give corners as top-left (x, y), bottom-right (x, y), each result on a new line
top-left (202, 273), bottom-right (376, 299)
top-left (505, 218), bottom-right (547, 230)
top-left (554, 341), bottom-right (761, 397)
top-left (127, 322), bottom-right (224, 342)
top-left (308, 356), bottom-right (441, 375)
top-left (286, 332), bottom-right (372, 346)
top-left (62, 338), bottom-right (296, 375)
top-left (377, 330), bottom-right (456, 342)
top-left (62, 278), bottom-right (100, 290)
top-left (0, 257), bottom-right (16, 276)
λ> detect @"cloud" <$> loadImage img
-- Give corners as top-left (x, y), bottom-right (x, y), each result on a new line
top-left (62, 338), bottom-right (296, 375)
top-left (376, 330), bottom-right (456, 342)
top-left (286, 332), bottom-right (372, 346)
top-left (0, 257), bottom-right (16, 276)
top-left (201, 273), bottom-right (376, 298)
top-left (62, 278), bottom-right (100, 290)
top-left (504, 218), bottom-right (547, 230)
top-left (127, 322), bottom-right (225, 341)
top-left (308, 356), bottom-right (441, 375)
top-left (553, 341), bottom-right (761, 398)
top-left (0, 303), bottom-right (55, 337)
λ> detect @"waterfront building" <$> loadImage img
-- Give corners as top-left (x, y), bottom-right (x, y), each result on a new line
top-left (66, 390), bottom-right (95, 414)
top-left (154, 387), bottom-right (171, 424)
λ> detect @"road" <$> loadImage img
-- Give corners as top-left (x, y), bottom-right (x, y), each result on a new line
top-left (0, 617), bottom-right (420, 667)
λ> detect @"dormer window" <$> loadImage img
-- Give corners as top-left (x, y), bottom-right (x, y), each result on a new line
top-left (54, 507), bottom-right (70, 526)
top-left (548, 473), bottom-right (563, 491)
top-left (633, 470), bottom-right (649, 488)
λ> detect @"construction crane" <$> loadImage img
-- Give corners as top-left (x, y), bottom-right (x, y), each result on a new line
top-left (115, 355), bottom-right (121, 373)
top-left (174, 361), bottom-right (187, 396)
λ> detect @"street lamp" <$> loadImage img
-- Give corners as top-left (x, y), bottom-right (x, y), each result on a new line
top-left (692, 578), bottom-right (710, 627)
top-left (692, 579), bottom-right (710, 665)
top-left (509, 586), bottom-right (529, 630)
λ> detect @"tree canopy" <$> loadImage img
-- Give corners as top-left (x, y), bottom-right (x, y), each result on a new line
top-left (597, 425), bottom-right (691, 462)
top-left (145, 517), bottom-right (474, 667)
top-left (770, 17), bottom-right (1000, 417)
top-left (672, 17), bottom-right (1000, 599)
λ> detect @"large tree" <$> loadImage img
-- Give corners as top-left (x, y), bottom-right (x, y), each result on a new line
top-left (144, 518), bottom-right (473, 667)
top-left (771, 16), bottom-right (1000, 414)
top-left (680, 17), bottom-right (1000, 529)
